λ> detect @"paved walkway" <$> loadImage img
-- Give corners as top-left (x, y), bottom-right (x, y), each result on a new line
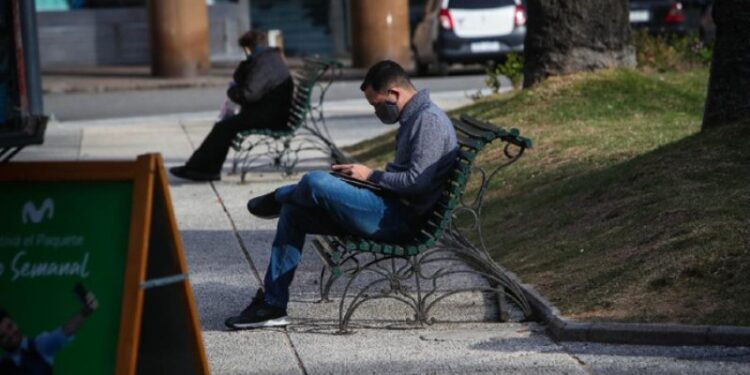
top-left (14, 102), bottom-right (750, 374)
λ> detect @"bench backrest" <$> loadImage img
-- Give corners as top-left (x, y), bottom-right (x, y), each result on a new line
top-left (343, 114), bottom-right (532, 256)
top-left (233, 58), bottom-right (338, 140)
top-left (284, 61), bottom-right (321, 132)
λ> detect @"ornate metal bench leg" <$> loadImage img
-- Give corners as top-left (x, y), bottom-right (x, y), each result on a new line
top-left (497, 286), bottom-right (509, 322)
top-left (318, 267), bottom-right (334, 303)
top-left (338, 255), bottom-right (420, 333)
top-left (235, 141), bottom-right (260, 183)
top-left (412, 258), bottom-right (426, 325)
top-left (318, 252), bottom-right (357, 303)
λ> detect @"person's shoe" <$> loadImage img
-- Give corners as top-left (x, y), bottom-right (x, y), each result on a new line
top-left (246, 191), bottom-right (281, 219)
top-left (225, 289), bottom-right (289, 329)
top-left (169, 166), bottom-right (220, 182)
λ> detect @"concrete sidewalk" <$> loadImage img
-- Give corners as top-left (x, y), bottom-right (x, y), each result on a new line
top-left (42, 65), bottom-right (236, 94)
top-left (13, 112), bottom-right (750, 373)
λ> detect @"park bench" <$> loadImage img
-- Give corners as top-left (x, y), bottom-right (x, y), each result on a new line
top-left (313, 114), bottom-right (534, 332)
top-left (231, 57), bottom-right (349, 181)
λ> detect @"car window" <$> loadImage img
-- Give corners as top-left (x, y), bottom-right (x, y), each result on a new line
top-left (448, 0), bottom-right (516, 9)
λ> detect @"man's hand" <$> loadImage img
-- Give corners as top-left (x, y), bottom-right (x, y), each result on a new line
top-left (63, 286), bottom-right (99, 337)
top-left (74, 283), bottom-right (98, 318)
top-left (80, 292), bottom-right (98, 318)
top-left (331, 164), bottom-right (373, 181)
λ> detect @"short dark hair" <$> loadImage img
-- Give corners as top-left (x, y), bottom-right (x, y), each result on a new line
top-left (238, 30), bottom-right (268, 49)
top-left (360, 60), bottom-right (413, 92)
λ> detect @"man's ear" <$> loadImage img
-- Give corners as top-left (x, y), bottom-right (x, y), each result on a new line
top-left (388, 88), bottom-right (400, 103)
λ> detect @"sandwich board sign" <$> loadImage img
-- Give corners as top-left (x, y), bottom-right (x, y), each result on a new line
top-left (0, 153), bottom-right (208, 374)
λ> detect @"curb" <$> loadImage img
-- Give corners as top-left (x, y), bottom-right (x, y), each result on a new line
top-left (42, 79), bottom-right (230, 95)
top-left (41, 63), bottom-right (367, 95)
top-left (496, 265), bottom-right (750, 347)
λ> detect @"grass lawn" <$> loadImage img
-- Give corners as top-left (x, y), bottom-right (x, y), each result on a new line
top-left (347, 68), bottom-right (750, 326)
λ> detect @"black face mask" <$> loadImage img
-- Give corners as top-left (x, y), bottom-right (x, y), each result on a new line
top-left (375, 100), bottom-right (400, 124)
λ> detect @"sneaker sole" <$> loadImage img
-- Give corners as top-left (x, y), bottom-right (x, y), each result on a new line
top-left (252, 213), bottom-right (280, 219)
top-left (229, 316), bottom-right (290, 329)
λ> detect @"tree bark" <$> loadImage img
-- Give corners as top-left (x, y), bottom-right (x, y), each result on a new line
top-left (523, 0), bottom-right (635, 88)
top-left (702, 0), bottom-right (750, 131)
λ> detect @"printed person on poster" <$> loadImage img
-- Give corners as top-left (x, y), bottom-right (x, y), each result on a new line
top-left (0, 286), bottom-right (98, 375)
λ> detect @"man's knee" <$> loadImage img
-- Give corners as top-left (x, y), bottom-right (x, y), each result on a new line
top-left (299, 170), bottom-right (336, 193)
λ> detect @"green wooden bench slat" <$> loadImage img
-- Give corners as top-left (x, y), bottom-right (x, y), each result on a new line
top-left (456, 133), bottom-right (484, 151)
top-left (393, 246), bottom-right (405, 256)
top-left (460, 114), bottom-right (533, 148)
top-left (453, 119), bottom-right (496, 142)
top-left (457, 114), bottom-right (500, 134)
top-left (379, 244), bottom-right (391, 254)
top-left (457, 149), bottom-right (476, 162)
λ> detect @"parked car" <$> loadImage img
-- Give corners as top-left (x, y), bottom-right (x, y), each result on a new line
top-left (629, 0), bottom-right (713, 37)
top-left (412, 0), bottom-right (526, 75)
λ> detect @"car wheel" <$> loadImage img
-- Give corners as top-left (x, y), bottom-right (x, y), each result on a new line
top-left (416, 60), bottom-right (430, 76)
top-left (435, 60), bottom-right (450, 76)
top-left (412, 46), bottom-right (430, 76)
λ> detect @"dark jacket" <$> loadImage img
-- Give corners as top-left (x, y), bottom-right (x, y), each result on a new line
top-left (227, 48), bottom-right (294, 131)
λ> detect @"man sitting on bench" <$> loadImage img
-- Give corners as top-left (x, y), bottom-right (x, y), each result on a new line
top-left (170, 30), bottom-right (294, 182)
top-left (225, 60), bottom-right (458, 329)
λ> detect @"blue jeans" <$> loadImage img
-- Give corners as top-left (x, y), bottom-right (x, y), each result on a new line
top-left (262, 171), bottom-right (421, 308)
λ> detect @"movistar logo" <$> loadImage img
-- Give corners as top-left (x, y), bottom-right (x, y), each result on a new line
top-left (22, 198), bottom-right (55, 224)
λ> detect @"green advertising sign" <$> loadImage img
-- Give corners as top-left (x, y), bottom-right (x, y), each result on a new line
top-left (0, 181), bottom-right (133, 374)
top-left (0, 155), bottom-right (209, 375)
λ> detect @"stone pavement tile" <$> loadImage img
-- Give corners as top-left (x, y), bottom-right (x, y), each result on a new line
top-left (202, 330), bottom-right (303, 375)
top-left (167, 177), bottom-right (303, 372)
top-left (169, 182), bottom-right (260, 331)
top-left (170, 182), bottom-right (236, 231)
top-left (178, 226), bottom-right (258, 332)
top-left (286, 292), bottom-right (503, 330)
top-left (561, 342), bottom-right (750, 375)
top-left (289, 322), bottom-right (587, 375)
top-left (14, 123), bottom-right (82, 161)
top-left (79, 121), bottom-right (191, 161)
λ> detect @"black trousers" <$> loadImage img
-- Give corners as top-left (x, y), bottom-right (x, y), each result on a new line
top-left (185, 111), bottom-right (260, 174)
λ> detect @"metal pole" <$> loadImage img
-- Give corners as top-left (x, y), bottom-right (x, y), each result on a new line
top-left (148, 0), bottom-right (210, 78)
top-left (18, 0), bottom-right (42, 116)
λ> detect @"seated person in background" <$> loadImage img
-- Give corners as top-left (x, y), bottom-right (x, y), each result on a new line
top-left (170, 29), bottom-right (294, 181)
top-left (224, 60), bottom-right (458, 329)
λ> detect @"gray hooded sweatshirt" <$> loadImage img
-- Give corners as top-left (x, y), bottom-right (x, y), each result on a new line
top-left (368, 89), bottom-right (458, 215)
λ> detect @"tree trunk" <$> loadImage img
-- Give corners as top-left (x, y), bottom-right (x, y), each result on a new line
top-left (702, 0), bottom-right (750, 131)
top-left (523, 0), bottom-right (635, 88)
